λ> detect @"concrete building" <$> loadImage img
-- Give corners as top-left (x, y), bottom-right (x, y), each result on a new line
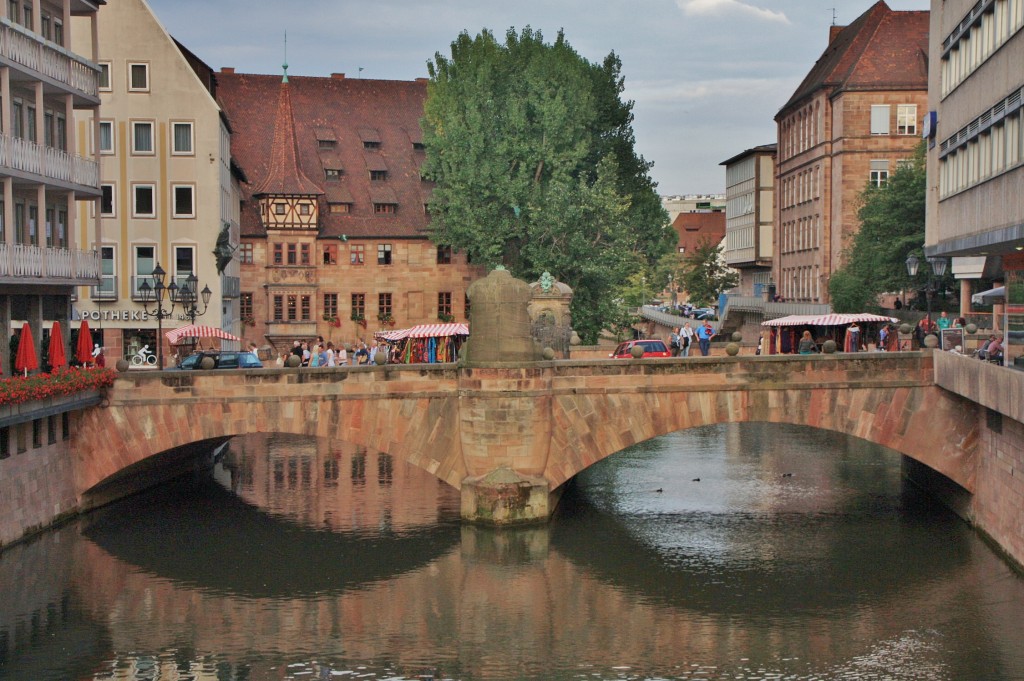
top-left (662, 194), bottom-right (724, 224)
top-left (925, 0), bottom-right (1024, 319)
top-left (774, 1), bottom-right (929, 303)
top-left (71, 0), bottom-right (240, 366)
top-left (216, 70), bottom-right (484, 353)
top-left (721, 144), bottom-right (776, 297)
top-left (0, 0), bottom-right (103, 371)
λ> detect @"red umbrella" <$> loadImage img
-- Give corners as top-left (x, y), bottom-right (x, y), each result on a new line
top-left (15, 323), bottom-right (39, 376)
top-left (76, 319), bottom-right (93, 365)
top-left (48, 321), bottom-right (67, 370)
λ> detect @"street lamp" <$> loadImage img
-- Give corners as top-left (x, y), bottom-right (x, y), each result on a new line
top-left (905, 253), bottom-right (948, 343)
top-left (138, 264), bottom-right (211, 369)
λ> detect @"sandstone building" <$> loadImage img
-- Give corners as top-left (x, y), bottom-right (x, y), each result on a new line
top-left (216, 70), bottom-right (483, 352)
top-left (774, 1), bottom-right (929, 303)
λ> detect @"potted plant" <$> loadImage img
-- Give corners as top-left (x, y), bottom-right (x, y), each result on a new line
top-left (438, 312), bottom-right (456, 323)
top-left (377, 312), bottom-right (395, 326)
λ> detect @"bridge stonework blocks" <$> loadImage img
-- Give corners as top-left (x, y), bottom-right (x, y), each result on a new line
top-left (69, 354), bottom-right (983, 529)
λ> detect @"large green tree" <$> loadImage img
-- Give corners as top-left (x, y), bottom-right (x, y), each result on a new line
top-left (828, 143), bottom-right (944, 312)
top-left (679, 239), bottom-right (738, 308)
top-left (422, 27), bottom-right (673, 342)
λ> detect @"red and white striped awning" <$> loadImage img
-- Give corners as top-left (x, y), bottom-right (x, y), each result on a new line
top-left (374, 323), bottom-right (469, 341)
top-left (762, 313), bottom-right (898, 327)
top-left (165, 324), bottom-right (243, 344)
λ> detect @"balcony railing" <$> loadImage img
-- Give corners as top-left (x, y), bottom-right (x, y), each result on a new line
top-left (0, 19), bottom-right (100, 98)
top-left (0, 243), bottom-right (99, 281)
top-left (0, 135), bottom-right (99, 190)
top-left (90, 274), bottom-right (117, 300)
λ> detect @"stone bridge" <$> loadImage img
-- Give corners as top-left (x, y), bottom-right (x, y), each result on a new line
top-left (73, 352), bottom-right (978, 524)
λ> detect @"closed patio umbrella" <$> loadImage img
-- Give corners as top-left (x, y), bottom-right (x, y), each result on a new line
top-left (47, 321), bottom-right (67, 370)
top-left (15, 323), bottom-right (39, 376)
top-left (76, 319), bottom-right (93, 365)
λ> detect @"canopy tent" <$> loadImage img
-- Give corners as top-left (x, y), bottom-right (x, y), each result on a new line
top-left (165, 324), bottom-right (242, 345)
top-left (47, 321), bottom-right (67, 370)
top-left (971, 286), bottom-right (1004, 305)
top-left (762, 313), bottom-right (898, 327)
top-left (374, 323), bottom-right (469, 363)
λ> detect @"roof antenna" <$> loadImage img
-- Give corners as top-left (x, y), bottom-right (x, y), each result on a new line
top-left (829, 7), bottom-right (837, 25)
top-left (282, 30), bottom-right (289, 83)
top-left (358, 67), bottom-right (364, 79)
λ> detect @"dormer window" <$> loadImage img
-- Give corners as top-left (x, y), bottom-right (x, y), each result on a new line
top-left (358, 127), bottom-right (381, 149)
top-left (319, 139), bottom-right (336, 149)
top-left (413, 142), bottom-right (425, 151)
top-left (315, 127), bottom-right (337, 149)
top-left (363, 141), bottom-right (380, 149)
top-left (370, 170), bottom-right (388, 181)
top-left (373, 203), bottom-right (396, 214)
top-left (325, 168), bottom-right (342, 180)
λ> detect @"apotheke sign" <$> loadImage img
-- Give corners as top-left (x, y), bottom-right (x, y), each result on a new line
top-left (74, 309), bottom-right (195, 322)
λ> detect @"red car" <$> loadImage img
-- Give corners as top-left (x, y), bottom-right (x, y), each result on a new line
top-left (609, 339), bottom-right (672, 359)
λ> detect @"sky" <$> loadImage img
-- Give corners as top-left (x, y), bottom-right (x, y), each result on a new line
top-left (145, 0), bottom-right (930, 196)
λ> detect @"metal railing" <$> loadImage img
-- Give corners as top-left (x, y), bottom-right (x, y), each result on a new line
top-left (0, 242), bottom-right (99, 280)
top-left (0, 19), bottom-right (100, 97)
top-left (0, 134), bottom-right (99, 189)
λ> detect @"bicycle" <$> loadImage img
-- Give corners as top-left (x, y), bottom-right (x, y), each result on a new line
top-left (130, 347), bottom-right (157, 367)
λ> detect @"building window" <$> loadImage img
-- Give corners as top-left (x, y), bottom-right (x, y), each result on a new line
top-left (300, 243), bottom-right (311, 265)
top-left (47, 415), bottom-right (57, 445)
top-left (287, 243), bottom-right (297, 265)
top-left (351, 293), bottom-right (366, 319)
top-left (174, 246), bottom-right (195, 287)
top-left (464, 293), bottom-right (471, 320)
top-left (869, 160), bottom-right (890, 187)
top-left (896, 105), bottom-right (917, 136)
top-left (32, 419), bottom-right (42, 449)
top-left (239, 242), bottom-right (254, 264)
top-left (273, 295), bottom-right (284, 320)
top-left (0, 426), bottom-right (8, 459)
top-left (350, 244), bottom-right (365, 265)
top-left (323, 293), bottom-right (338, 319)
top-left (370, 170), bottom-right (388, 181)
top-left (301, 295), bottom-right (311, 320)
top-left (98, 62), bottom-right (111, 91)
top-left (363, 140), bottom-right (380, 149)
top-left (324, 168), bottom-right (342, 180)
top-left (287, 294), bottom-right (297, 321)
top-left (132, 184), bottom-right (155, 217)
top-left (870, 105), bottom-right (890, 135)
top-left (272, 243), bottom-right (283, 265)
top-left (172, 185), bottom-right (195, 218)
top-left (373, 203), bottom-right (396, 214)
top-left (240, 292), bottom-right (253, 320)
top-left (378, 292), bottom-right (392, 318)
top-left (330, 203), bottom-right (350, 214)
top-left (438, 292), bottom-right (452, 317)
top-left (62, 412), bottom-right (69, 440)
top-left (436, 245), bottom-right (452, 264)
top-left (172, 122), bottom-right (193, 154)
top-left (274, 202), bottom-right (286, 215)
top-left (97, 245), bottom-right (116, 299)
top-left (323, 243), bottom-right (338, 265)
top-left (132, 121), bottom-right (154, 154)
top-left (128, 62), bottom-right (149, 92)
top-left (377, 243), bottom-right (392, 265)
top-left (133, 245), bottom-right (156, 297)
top-left (98, 120), bottom-right (114, 154)
top-left (299, 203), bottom-right (311, 216)
top-left (100, 184), bottom-right (115, 217)
top-left (52, 18), bottom-right (62, 46)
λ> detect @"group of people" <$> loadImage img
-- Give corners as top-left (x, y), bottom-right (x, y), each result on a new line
top-left (278, 337), bottom-right (388, 368)
top-left (669, 320), bottom-right (716, 357)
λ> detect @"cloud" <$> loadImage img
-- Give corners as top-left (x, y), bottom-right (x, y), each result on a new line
top-left (677, 0), bottom-right (790, 24)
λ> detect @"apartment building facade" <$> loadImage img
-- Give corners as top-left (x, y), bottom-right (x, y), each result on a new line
top-left (925, 0), bottom-right (1024, 312)
top-left (774, 1), bottom-right (928, 304)
top-left (71, 0), bottom-right (240, 364)
top-left (217, 70), bottom-right (484, 352)
top-left (0, 0), bottom-right (102, 371)
top-left (721, 144), bottom-right (776, 297)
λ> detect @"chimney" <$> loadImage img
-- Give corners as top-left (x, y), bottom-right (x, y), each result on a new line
top-left (829, 25), bottom-right (845, 43)
top-left (331, 73), bottom-right (346, 79)
top-left (221, 67), bottom-right (235, 74)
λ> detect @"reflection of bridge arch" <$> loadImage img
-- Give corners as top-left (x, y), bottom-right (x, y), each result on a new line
top-left (73, 354), bottom-right (977, 519)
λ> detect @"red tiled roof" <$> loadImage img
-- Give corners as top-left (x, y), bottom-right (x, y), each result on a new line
top-left (777, 1), bottom-right (928, 118)
top-left (217, 72), bottom-right (432, 239)
top-left (672, 212), bottom-right (725, 254)
top-left (248, 78), bottom-right (323, 197)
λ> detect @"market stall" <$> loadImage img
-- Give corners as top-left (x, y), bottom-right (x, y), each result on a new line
top-left (374, 323), bottom-right (469, 363)
top-left (761, 313), bottom-right (898, 354)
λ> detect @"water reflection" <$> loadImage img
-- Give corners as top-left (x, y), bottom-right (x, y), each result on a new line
top-left (1, 425), bottom-right (1023, 681)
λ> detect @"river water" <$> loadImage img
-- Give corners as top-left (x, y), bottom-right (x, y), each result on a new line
top-left (2, 423), bottom-right (1024, 681)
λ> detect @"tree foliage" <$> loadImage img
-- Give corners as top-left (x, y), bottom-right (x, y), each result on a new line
top-left (679, 239), bottom-right (738, 308)
top-left (422, 27), bottom-right (673, 342)
top-left (828, 143), bottom-right (945, 311)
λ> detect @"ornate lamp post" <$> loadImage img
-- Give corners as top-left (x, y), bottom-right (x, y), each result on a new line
top-left (138, 263), bottom-right (177, 370)
top-left (176, 273), bottom-right (213, 355)
top-left (905, 253), bottom-right (948, 343)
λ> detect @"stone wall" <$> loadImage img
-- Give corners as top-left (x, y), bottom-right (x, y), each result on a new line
top-left (0, 427), bottom-right (78, 548)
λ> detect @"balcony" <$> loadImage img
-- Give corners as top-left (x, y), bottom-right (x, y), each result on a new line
top-left (90, 274), bottom-right (117, 301)
top-left (0, 243), bottom-right (99, 284)
top-left (0, 18), bottom-right (100, 102)
top-left (221, 275), bottom-right (240, 299)
top-left (0, 134), bottom-right (100, 194)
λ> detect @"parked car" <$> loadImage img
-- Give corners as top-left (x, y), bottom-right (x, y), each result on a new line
top-left (691, 307), bottom-right (717, 320)
top-left (175, 351), bottom-right (263, 370)
top-left (609, 339), bottom-right (672, 359)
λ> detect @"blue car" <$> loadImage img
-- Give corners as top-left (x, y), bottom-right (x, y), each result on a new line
top-left (175, 351), bottom-right (263, 370)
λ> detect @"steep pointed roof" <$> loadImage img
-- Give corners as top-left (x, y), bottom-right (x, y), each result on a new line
top-left (777, 1), bottom-right (928, 118)
top-left (250, 76), bottom-right (322, 196)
